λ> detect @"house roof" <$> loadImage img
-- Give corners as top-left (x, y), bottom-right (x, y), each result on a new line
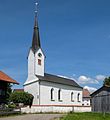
top-left (0, 71), bottom-right (19, 84)
top-left (13, 89), bottom-right (24, 92)
top-left (90, 86), bottom-right (110, 97)
top-left (37, 73), bottom-right (82, 88)
top-left (83, 89), bottom-right (90, 98)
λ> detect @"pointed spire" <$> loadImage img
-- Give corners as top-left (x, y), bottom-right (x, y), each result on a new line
top-left (32, 2), bottom-right (41, 52)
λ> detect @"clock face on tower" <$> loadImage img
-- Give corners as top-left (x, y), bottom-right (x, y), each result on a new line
top-left (38, 53), bottom-right (42, 57)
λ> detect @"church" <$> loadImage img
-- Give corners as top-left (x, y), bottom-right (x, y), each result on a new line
top-left (24, 13), bottom-right (83, 109)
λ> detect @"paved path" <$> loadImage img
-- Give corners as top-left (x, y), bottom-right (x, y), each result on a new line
top-left (0, 114), bottom-right (63, 120)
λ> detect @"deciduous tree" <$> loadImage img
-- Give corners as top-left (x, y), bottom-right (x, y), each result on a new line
top-left (103, 77), bottom-right (110, 86)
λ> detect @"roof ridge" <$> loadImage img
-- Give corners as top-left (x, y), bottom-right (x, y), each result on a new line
top-left (45, 73), bottom-right (75, 80)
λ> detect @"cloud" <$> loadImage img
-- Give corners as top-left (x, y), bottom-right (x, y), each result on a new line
top-left (95, 75), bottom-right (106, 81)
top-left (77, 75), bottom-right (99, 84)
top-left (72, 74), bottom-right (76, 77)
top-left (76, 74), bottom-right (106, 85)
top-left (84, 86), bottom-right (97, 94)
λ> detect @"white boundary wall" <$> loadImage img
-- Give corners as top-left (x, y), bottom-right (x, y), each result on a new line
top-left (21, 106), bottom-right (91, 113)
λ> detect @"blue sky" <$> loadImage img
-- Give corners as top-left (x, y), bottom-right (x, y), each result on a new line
top-left (0, 0), bottom-right (110, 92)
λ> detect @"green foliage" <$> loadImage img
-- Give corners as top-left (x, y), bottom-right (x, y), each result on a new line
top-left (5, 83), bottom-right (12, 103)
top-left (103, 77), bottom-right (110, 86)
top-left (8, 103), bottom-right (16, 108)
top-left (60, 112), bottom-right (110, 120)
top-left (9, 91), bottom-right (34, 105)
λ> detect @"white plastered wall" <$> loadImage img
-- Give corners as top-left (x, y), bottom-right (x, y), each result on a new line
top-left (82, 98), bottom-right (91, 106)
top-left (24, 49), bottom-right (37, 85)
top-left (24, 81), bottom-right (40, 105)
top-left (35, 49), bottom-right (45, 76)
top-left (39, 81), bottom-right (82, 106)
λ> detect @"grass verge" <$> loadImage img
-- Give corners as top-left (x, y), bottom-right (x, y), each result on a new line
top-left (60, 112), bottom-right (110, 120)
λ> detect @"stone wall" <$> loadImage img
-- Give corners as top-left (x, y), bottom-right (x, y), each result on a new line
top-left (21, 106), bottom-right (91, 113)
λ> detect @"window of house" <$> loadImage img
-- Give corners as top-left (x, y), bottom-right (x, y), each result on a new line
top-left (51, 88), bottom-right (54, 101)
top-left (77, 93), bottom-right (80, 102)
top-left (38, 59), bottom-right (41, 65)
top-left (71, 92), bottom-right (74, 102)
top-left (58, 89), bottom-right (62, 101)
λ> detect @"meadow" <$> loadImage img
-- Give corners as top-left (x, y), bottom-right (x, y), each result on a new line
top-left (60, 112), bottom-right (110, 120)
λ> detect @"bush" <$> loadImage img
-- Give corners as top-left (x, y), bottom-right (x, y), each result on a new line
top-left (9, 91), bottom-right (34, 106)
top-left (8, 103), bottom-right (16, 109)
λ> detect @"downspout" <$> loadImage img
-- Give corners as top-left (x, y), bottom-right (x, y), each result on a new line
top-left (39, 80), bottom-right (40, 105)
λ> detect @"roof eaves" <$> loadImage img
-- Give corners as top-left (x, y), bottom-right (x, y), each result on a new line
top-left (90, 86), bottom-right (104, 97)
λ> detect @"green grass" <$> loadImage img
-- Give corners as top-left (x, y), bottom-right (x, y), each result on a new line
top-left (60, 112), bottom-right (110, 120)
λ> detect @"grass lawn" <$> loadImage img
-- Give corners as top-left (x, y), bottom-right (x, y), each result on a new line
top-left (60, 112), bottom-right (110, 120)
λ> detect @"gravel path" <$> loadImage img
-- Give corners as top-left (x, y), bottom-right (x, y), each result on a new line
top-left (0, 114), bottom-right (63, 120)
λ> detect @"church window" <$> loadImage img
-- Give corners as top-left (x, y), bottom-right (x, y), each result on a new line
top-left (77, 93), bottom-right (80, 102)
top-left (51, 88), bottom-right (54, 101)
top-left (71, 92), bottom-right (74, 102)
top-left (38, 59), bottom-right (41, 65)
top-left (58, 89), bottom-right (62, 101)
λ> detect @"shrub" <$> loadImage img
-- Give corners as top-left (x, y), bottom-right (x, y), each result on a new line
top-left (9, 91), bottom-right (34, 106)
top-left (8, 103), bottom-right (16, 108)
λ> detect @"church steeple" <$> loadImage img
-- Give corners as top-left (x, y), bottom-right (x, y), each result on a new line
top-left (26, 2), bottom-right (45, 78)
top-left (32, 15), bottom-right (41, 52)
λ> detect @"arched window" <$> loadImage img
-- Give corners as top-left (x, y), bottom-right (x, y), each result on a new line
top-left (51, 88), bottom-right (54, 101)
top-left (77, 93), bottom-right (80, 102)
top-left (71, 92), bottom-right (74, 102)
top-left (58, 89), bottom-right (61, 101)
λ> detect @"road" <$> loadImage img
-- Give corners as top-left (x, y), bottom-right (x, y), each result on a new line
top-left (0, 114), bottom-right (63, 120)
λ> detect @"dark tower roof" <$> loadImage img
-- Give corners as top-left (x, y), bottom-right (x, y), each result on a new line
top-left (32, 15), bottom-right (41, 52)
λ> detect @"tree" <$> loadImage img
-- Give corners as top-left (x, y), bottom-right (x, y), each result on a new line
top-left (103, 77), bottom-right (110, 87)
top-left (9, 91), bottom-right (34, 106)
top-left (6, 83), bottom-right (12, 103)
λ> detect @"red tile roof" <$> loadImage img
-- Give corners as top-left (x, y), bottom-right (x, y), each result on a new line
top-left (83, 89), bottom-right (90, 98)
top-left (0, 71), bottom-right (19, 84)
top-left (13, 89), bottom-right (24, 92)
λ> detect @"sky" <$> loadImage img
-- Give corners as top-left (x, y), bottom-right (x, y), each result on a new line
top-left (0, 0), bottom-right (110, 92)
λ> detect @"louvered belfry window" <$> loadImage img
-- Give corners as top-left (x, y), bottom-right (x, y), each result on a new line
top-left (38, 59), bottom-right (41, 65)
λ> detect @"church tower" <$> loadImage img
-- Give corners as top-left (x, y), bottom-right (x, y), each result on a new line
top-left (32, 15), bottom-right (45, 77)
top-left (26, 14), bottom-right (45, 83)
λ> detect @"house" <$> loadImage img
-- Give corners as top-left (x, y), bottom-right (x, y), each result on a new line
top-left (91, 86), bottom-right (110, 112)
top-left (82, 89), bottom-right (91, 106)
top-left (13, 89), bottom-right (24, 92)
top-left (0, 71), bottom-right (19, 104)
top-left (23, 12), bottom-right (83, 112)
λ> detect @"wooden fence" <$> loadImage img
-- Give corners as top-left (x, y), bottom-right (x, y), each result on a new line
top-left (0, 108), bottom-right (21, 116)
top-left (92, 94), bottom-right (110, 112)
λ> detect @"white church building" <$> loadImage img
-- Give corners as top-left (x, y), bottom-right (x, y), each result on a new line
top-left (23, 13), bottom-right (88, 113)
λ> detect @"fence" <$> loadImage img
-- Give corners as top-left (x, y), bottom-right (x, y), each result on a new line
top-left (0, 108), bottom-right (21, 116)
top-left (92, 94), bottom-right (110, 112)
